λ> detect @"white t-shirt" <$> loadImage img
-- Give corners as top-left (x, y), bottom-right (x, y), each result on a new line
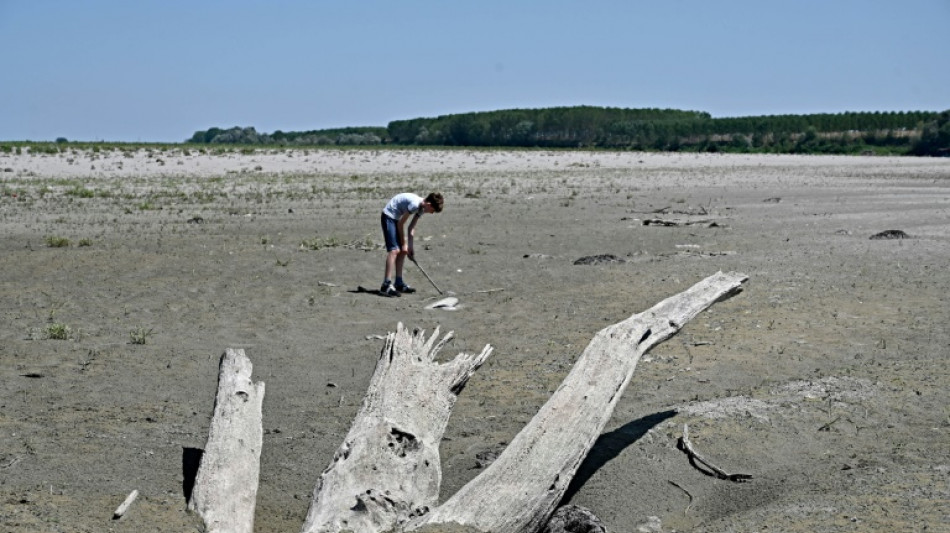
top-left (382, 193), bottom-right (424, 220)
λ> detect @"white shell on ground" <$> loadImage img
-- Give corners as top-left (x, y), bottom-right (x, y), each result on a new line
top-left (425, 297), bottom-right (460, 310)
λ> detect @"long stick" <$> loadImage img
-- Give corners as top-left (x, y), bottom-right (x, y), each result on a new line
top-left (411, 258), bottom-right (444, 294)
top-left (679, 424), bottom-right (752, 483)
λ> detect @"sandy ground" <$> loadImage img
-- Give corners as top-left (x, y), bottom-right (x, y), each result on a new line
top-left (1, 148), bottom-right (948, 532)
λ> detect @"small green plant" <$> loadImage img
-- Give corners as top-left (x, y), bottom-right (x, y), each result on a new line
top-left (300, 236), bottom-right (343, 251)
top-left (44, 235), bottom-right (70, 247)
top-left (357, 234), bottom-right (378, 251)
top-left (65, 186), bottom-right (95, 198)
top-left (129, 326), bottom-right (154, 345)
top-left (78, 238), bottom-right (92, 247)
top-left (46, 323), bottom-right (71, 340)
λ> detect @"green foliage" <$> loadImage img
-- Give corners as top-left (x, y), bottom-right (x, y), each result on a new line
top-left (911, 110), bottom-right (950, 156)
top-left (300, 234), bottom-right (378, 251)
top-left (6, 107), bottom-right (943, 156)
top-left (65, 186), bottom-right (96, 198)
top-left (185, 106), bottom-right (941, 155)
top-left (44, 235), bottom-right (70, 248)
top-left (300, 236), bottom-right (344, 251)
top-left (129, 326), bottom-right (154, 345)
top-left (387, 107), bottom-right (939, 153)
top-left (389, 106), bottom-right (710, 147)
top-left (187, 125), bottom-right (389, 146)
top-left (46, 323), bottom-right (71, 340)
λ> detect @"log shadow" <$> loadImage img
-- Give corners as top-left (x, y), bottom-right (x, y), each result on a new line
top-left (182, 447), bottom-right (204, 503)
top-left (560, 410), bottom-right (677, 503)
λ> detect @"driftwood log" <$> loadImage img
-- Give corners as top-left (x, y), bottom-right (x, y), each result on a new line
top-left (190, 271), bottom-right (747, 533)
top-left (409, 270), bottom-right (747, 532)
top-left (189, 348), bottom-right (265, 533)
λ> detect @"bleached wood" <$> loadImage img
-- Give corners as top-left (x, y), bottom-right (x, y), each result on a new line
top-left (411, 271), bottom-right (748, 533)
top-left (301, 324), bottom-right (492, 533)
top-left (112, 489), bottom-right (139, 519)
top-left (188, 348), bottom-right (265, 533)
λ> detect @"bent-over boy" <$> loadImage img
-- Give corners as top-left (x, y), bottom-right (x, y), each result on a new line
top-left (379, 192), bottom-right (444, 296)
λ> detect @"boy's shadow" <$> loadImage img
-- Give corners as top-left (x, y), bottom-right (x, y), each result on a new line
top-left (560, 410), bottom-right (677, 503)
top-left (350, 286), bottom-right (398, 298)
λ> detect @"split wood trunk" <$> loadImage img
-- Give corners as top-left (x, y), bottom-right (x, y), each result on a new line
top-left (188, 348), bottom-right (265, 533)
top-left (409, 270), bottom-right (748, 533)
top-left (301, 324), bottom-right (493, 533)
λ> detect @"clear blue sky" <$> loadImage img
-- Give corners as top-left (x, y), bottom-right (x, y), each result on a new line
top-left (2, 0), bottom-right (947, 142)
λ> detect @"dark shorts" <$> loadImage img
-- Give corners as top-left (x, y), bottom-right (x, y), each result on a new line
top-left (380, 213), bottom-right (399, 251)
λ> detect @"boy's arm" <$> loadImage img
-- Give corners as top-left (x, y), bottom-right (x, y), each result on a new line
top-left (405, 212), bottom-right (423, 258)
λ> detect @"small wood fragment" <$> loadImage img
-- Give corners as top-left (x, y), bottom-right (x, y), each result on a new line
top-left (678, 424), bottom-right (752, 483)
top-left (667, 480), bottom-right (693, 515)
top-left (1, 456), bottom-right (22, 469)
top-left (112, 489), bottom-right (139, 519)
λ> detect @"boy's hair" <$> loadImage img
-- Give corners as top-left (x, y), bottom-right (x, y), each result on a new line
top-left (425, 192), bottom-right (444, 213)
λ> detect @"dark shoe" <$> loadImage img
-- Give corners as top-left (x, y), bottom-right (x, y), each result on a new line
top-left (395, 283), bottom-right (416, 294)
top-left (380, 283), bottom-right (400, 297)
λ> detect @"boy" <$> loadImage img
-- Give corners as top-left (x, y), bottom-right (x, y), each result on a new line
top-left (380, 192), bottom-right (444, 297)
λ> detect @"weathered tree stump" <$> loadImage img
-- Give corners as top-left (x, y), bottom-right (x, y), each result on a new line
top-left (300, 325), bottom-right (493, 533)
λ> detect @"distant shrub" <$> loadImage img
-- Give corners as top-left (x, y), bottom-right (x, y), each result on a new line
top-left (44, 235), bottom-right (70, 247)
top-left (66, 186), bottom-right (96, 198)
top-left (129, 326), bottom-right (154, 345)
top-left (46, 323), bottom-right (71, 340)
top-left (300, 236), bottom-right (343, 250)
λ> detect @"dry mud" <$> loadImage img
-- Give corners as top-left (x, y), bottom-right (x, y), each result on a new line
top-left (1, 148), bottom-right (948, 532)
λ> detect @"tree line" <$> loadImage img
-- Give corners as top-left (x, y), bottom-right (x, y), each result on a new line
top-left (187, 126), bottom-right (388, 146)
top-left (187, 106), bottom-right (949, 156)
